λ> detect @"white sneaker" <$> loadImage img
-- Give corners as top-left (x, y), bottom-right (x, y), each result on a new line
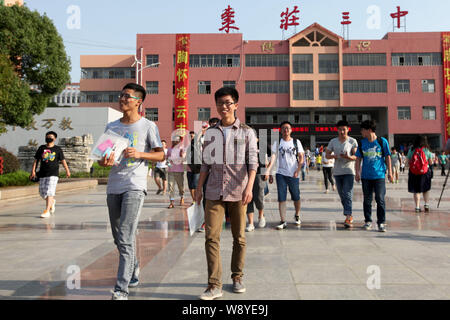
top-left (40, 211), bottom-right (50, 219)
top-left (245, 224), bottom-right (255, 232)
top-left (50, 199), bottom-right (56, 214)
top-left (294, 216), bottom-right (302, 226)
top-left (258, 217), bottom-right (266, 228)
top-left (111, 290), bottom-right (128, 300)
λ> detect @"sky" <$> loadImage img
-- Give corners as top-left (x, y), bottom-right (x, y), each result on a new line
top-left (24, 0), bottom-right (450, 82)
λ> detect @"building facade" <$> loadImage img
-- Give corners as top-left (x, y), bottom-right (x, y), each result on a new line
top-left (52, 83), bottom-right (81, 107)
top-left (80, 23), bottom-right (447, 149)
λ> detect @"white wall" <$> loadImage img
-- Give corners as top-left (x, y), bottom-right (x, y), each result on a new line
top-left (0, 107), bottom-right (122, 155)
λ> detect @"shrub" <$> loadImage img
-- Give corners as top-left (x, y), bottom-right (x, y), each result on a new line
top-left (0, 170), bottom-right (34, 187)
top-left (0, 147), bottom-right (20, 174)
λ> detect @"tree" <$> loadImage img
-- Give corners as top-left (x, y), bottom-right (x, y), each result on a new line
top-left (0, 4), bottom-right (71, 133)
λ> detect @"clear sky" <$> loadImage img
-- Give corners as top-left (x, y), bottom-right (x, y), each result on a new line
top-left (25, 0), bottom-right (450, 82)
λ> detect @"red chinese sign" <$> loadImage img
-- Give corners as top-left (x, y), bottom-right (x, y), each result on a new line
top-left (280, 6), bottom-right (300, 30)
top-left (341, 12), bottom-right (351, 25)
top-left (219, 5), bottom-right (239, 33)
top-left (0, 156), bottom-right (3, 175)
top-left (442, 32), bottom-right (450, 142)
top-left (272, 126), bottom-right (353, 133)
top-left (174, 34), bottom-right (190, 136)
top-left (390, 6), bottom-right (408, 29)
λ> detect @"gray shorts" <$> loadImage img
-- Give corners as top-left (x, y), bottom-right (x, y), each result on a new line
top-left (247, 175), bottom-right (266, 214)
top-left (39, 176), bottom-right (59, 199)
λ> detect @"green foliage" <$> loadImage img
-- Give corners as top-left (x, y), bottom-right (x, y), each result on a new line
top-left (0, 147), bottom-right (20, 174)
top-left (0, 170), bottom-right (34, 187)
top-left (59, 162), bottom-right (111, 178)
top-left (0, 4), bottom-right (71, 130)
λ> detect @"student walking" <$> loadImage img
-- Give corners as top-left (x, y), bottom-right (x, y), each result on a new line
top-left (438, 150), bottom-right (448, 177)
top-left (321, 150), bottom-right (335, 193)
top-left (266, 121), bottom-right (305, 230)
top-left (391, 147), bottom-right (401, 183)
top-left (325, 120), bottom-right (358, 228)
top-left (355, 120), bottom-right (393, 233)
top-left (195, 87), bottom-right (257, 300)
top-left (98, 83), bottom-right (164, 300)
top-left (407, 136), bottom-right (434, 213)
top-left (167, 136), bottom-right (186, 209)
top-left (154, 140), bottom-right (168, 195)
top-left (30, 131), bottom-right (71, 218)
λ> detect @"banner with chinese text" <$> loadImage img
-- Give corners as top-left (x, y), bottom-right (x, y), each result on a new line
top-left (174, 34), bottom-right (190, 136)
top-left (442, 32), bottom-right (450, 142)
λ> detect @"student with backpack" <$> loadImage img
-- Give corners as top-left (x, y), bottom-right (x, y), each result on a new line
top-left (355, 120), bottom-right (393, 233)
top-left (407, 136), bottom-right (434, 213)
top-left (266, 121), bottom-right (305, 230)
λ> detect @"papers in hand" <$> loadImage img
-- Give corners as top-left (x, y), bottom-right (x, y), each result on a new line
top-left (90, 130), bottom-right (130, 164)
top-left (186, 203), bottom-right (205, 236)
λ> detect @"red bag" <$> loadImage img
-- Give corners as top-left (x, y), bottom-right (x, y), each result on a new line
top-left (409, 148), bottom-right (429, 175)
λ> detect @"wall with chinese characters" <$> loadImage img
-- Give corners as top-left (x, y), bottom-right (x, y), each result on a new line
top-left (0, 107), bottom-right (122, 155)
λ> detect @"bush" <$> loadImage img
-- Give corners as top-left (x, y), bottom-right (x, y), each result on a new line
top-left (59, 162), bottom-right (111, 179)
top-left (0, 147), bottom-right (20, 174)
top-left (0, 170), bottom-right (34, 187)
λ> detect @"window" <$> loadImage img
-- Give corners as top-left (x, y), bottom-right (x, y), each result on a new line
top-left (146, 55), bottom-right (159, 67)
top-left (346, 114), bottom-right (359, 123)
top-left (343, 53), bottom-right (386, 66)
top-left (145, 108), bottom-right (158, 121)
top-left (319, 54), bottom-right (339, 73)
top-left (81, 91), bottom-right (121, 103)
top-left (397, 107), bottom-right (411, 120)
top-left (422, 80), bottom-right (435, 93)
top-left (397, 80), bottom-right (410, 93)
top-left (245, 54), bottom-right (289, 67)
top-left (245, 81), bottom-right (289, 94)
top-left (319, 81), bottom-right (339, 100)
top-left (343, 80), bottom-right (387, 93)
top-left (189, 54), bottom-right (240, 68)
top-left (423, 106), bottom-right (436, 120)
top-left (392, 53), bottom-right (442, 66)
top-left (293, 81), bottom-right (314, 100)
top-left (146, 81), bottom-right (159, 95)
top-left (198, 81), bottom-right (211, 94)
top-left (293, 54), bottom-right (313, 73)
top-left (198, 108), bottom-right (210, 121)
top-left (223, 81), bottom-right (236, 89)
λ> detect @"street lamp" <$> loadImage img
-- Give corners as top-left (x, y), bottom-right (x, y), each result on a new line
top-left (132, 48), bottom-right (161, 86)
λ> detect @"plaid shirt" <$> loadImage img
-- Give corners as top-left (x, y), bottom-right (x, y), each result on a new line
top-left (201, 118), bottom-right (258, 202)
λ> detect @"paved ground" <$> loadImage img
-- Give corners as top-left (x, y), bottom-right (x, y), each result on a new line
top-left (0, 169), bottom-right (449, 300)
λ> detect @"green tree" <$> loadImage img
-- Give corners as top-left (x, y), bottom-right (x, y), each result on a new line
top-left (0, 4), bottom-right (71, 133)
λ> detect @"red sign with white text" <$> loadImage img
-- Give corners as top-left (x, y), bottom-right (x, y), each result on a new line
top-left (174, 34), bottom-right (190, 136)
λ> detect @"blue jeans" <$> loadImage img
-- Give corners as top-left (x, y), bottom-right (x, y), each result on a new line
top-left (107, 190), bottom-right (145, 294)
top-left (334, 174), bottom-right (354, 216)
top-left (276, 174), bottom-right (300, 202)
top-left (187, 172), bottom-right (200, 190)
top-left (361, 179), bottom-right (386, 225)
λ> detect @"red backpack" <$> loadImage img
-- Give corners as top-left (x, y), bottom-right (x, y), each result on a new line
top-left (409, 148), bottom-right (429, 175)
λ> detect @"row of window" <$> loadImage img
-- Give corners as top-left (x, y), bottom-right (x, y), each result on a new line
top-left (144, 78), bottom-right (437, 99)
top-left (81, 68), bottom-right (136, 80)
top-left (54, 95), bottom-right (80, 104)
top-left (397, 106), bottom-right (436, 120)
top-left (145, 52), bottom-right (442, 71)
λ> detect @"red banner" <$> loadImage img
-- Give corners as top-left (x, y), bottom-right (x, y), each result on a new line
top-left (442, 32), bottom-right (450, 142)
top-left (174, 34), bottom-right (190, 137)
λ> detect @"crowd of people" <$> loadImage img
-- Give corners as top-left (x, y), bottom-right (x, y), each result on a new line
top-left (30, 83), bottom-right (450, 300)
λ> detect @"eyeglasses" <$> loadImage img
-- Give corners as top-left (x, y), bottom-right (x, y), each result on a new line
top-left (216, 101), bottom-right (235, 107)
top-left (119, 93), bottom-right (141, 100)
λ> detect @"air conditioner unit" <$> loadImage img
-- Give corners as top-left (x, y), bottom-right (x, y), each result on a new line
top-left (422, 80), bottom-right (428, 85)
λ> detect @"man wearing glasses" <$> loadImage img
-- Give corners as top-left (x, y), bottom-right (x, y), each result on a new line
top-left (195, 87), bottom-right (258, 300)
top-left (99, 83), bottom-right (164, 300)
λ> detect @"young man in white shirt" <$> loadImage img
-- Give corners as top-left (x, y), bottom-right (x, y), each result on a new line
top-left (266, 121), bottom-right (305, 229)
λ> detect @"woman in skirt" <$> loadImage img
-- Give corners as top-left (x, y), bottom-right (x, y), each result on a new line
top-left (407, 136), bottom-right (434, 213)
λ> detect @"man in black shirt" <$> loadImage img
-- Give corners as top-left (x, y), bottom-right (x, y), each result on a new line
top-left (30, 131), bottom-right (71, 218)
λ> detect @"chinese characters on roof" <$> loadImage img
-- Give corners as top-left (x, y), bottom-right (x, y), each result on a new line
top-left (219, 5), bottom-right (239, 33)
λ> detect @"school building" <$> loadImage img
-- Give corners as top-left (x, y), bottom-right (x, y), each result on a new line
top-left (79, 23), bottom-right (448, 150)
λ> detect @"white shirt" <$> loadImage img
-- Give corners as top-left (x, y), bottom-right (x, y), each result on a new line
top-left (271, 138), bottom-right (305, 177)
top-left (322, 151), bottom-right (335, 168)
top-left (222, 125), bottom-right (233, 141)
top-left (156, 148), bottom-right (168, 168)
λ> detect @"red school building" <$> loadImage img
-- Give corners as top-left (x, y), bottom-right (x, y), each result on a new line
top-left (80, 23), bottom-right (448, 150)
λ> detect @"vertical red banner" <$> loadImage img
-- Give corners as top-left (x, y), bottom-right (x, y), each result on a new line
top-left (442, 32), bottom-right (450, 143)
top-left (174, 34), bottom-right (190, 137)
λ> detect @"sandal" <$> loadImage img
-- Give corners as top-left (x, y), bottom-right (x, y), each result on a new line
top-left (168, 203), bottom-right (175, 209)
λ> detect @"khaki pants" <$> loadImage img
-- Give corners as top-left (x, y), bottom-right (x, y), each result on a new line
top-left (168, 171), bottom-right (184, 200)
top-left (205, 199), bottom-right (247, 288)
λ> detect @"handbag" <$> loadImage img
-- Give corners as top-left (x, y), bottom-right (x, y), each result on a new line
top-left (30, 160), bottom-right (41, 183)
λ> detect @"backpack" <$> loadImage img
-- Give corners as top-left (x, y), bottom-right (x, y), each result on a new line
top-left (409, 147), bottom-right (429, 175)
